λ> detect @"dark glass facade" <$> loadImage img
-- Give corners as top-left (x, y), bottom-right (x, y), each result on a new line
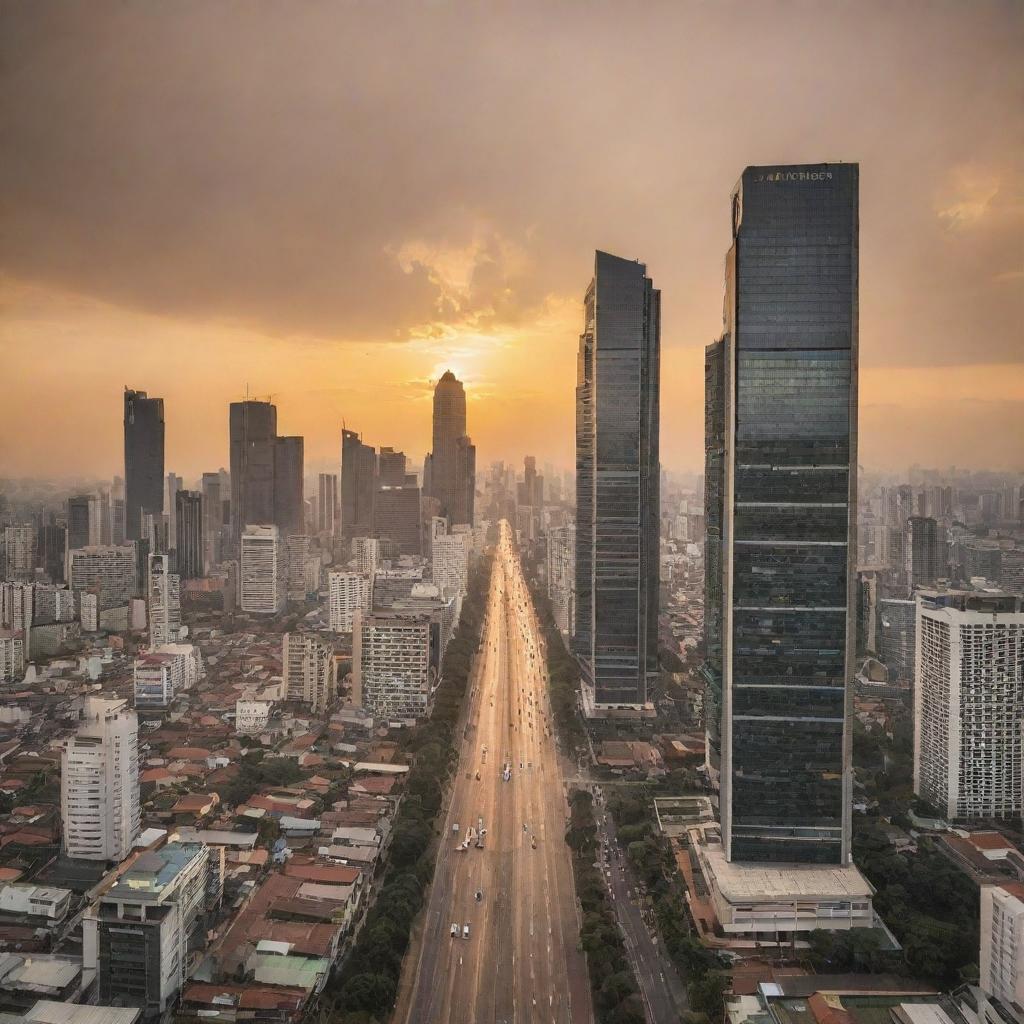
top-left (124, 389), bottom-right (165, 541)
top-left (175, 489), bottom-right (204, 579)
top-left (574, 251), bottom-right (660, 708)
top-left (341, 428), bottom-right (377, 538)
top-left (229, 400), bottom-right (277, 547)
top-left (706, 164), bottom-right (858, 864)
top-left (427, 372), bottom-right (476, 526)
top-left (273, 435), bottom-right (305, 537)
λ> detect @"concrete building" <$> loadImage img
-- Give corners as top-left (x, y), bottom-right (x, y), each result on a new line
top-left (426, 372), bottom-right (475, 527)
top-left (431, 531), bottom-right (471, 598)
top-left (0, 629), bottom-right (25, 681)
top-left (3, 524), bottom-right (35, 580)
top-left (175, 490), bottom-right (204, 580)
top-left (374, 484), bottom-right (422, 555)
top-left (0, 884), bottom-right (72, 924)
top-left (547, 524), bottom-right (576, 634)
top-left (84, 842), bottom-right (210, 1019)
top-left (68, 544), bottom-right (138, 610)
top-left (980, 882), bottom-right (1024, 1019)
top-left (61, 697), bottom-right (140, 861)
top-left (575, 251), bottom-right (660, 715)
top-left (353, 609), bottom-right (433, 719)
top-left (235, 699), bottom-right (273, 734)
top-left (200, 471), bottom-right (223, 572)
top-left (704, 163), bottom-right (859, 866)
top-left (286, 534), bottom-right (318, 601)
top-left (239, 524), bottom-right (285, 614)
top-left (283, 632), bottom-right (335, 712)
top-left (914, 589), bottom-right (1024, 821)
top-left (124, 389), bottom-right (165, 541)
top-left (328, 571), bottom-right (371, 634)
top-left (351, 536), bottom-right (379, 577)
top-left (906, 515), bottom-right (943, 589)
top-left (134, 644), bottom-right (203, 709)
top-left (147, 553), bottom-right (181, 648)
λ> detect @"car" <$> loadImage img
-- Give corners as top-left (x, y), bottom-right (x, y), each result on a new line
top-left (452, 823), bottom-right (459, 833)
top-left (463, 923), bottom-right (470, 938)
top-left (451, 923), bottom-right (459, 937)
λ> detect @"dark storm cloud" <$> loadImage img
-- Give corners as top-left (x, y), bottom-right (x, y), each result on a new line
top-left (1, 0), bottom-right (1022, 363)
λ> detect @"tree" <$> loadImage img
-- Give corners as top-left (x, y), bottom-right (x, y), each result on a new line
top-left (688, 972), bottom-right (728, 1022)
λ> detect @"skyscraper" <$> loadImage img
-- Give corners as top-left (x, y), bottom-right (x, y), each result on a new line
top-left (283, 632), bottom-right (335, 712)
top-left (147, 553), bottom-right (182, 647)
top-left (175, 490), bottom-right (204, 579)
top-left (317, 472), bottom-right (340, 537)
top-left (124, 389), bottom-right (165, 541)
top-left (229, 399), bottom-right (277, 546)
top-left (239, 524), bottom-right (285, 614)
top-left (66, 495), bottom-right (92, 552)
top-left (905, 515), bottom-right (942, 589)
top-left (201, 471), bottom-right (223, 571)
top-left (378, 447), bottom-right (408, 487)
top-left (273, 434), bottom-right (305, 537)
top-left (341, 428), bottom-right (377, 539)
top-left (573, 251), bottom-right (660, 715)
top-left (427, 372), bottom-right (475, 526)
top-left (704, 163), bottom-right (859, 865)
top-left (374, 484), bottom-right (422, 555)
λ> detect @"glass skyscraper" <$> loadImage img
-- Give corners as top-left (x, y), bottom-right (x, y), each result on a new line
top-left (704, 164), bottom-right (859, 865)
top-left (574, 251), bottom-right (660, 712)
top-left (124, 388), bottom-right (165, 541)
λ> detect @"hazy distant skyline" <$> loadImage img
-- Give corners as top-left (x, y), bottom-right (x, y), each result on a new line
top-left (2, 1), bottom-right (1022, 478)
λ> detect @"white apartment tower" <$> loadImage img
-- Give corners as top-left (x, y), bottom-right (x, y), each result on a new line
top-left (3, 525), bottom-right (35, 579)
top-left (547, 524), bottom-right (576, 634)
top-left (914, 590), bottom-right (1024, 821)
top-left (0, 630), bottom-right (25, 681)
top-left (68, 545), bottom-right (138, 610)
top-left (328, 571), bottom-right (371, 633)
top-left (980, 883), bottom-right (1024, 1017)
top-left (147, 553), bottom-right (182, 648)
top-left (431, 531), bottom-right (471, 598)
top-left (61, 696), bottom-right (141, 861)
top-left (353, 609), bottom-right (433, 719)
top-left (240, 524), bottom-right (285, 614)
top-left (282, 631), bottom-right (335, 712)
top-left (351, 536), bottom-right (380, 577)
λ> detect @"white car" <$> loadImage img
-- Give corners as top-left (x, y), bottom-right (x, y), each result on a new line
top-left (463, 923), bottom-right (471, 938)
top-left (451, 923), bottom-right (459, 937)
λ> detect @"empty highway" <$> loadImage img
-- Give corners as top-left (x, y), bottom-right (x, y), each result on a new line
top-left (396, 522), bottom-right (592, 1024)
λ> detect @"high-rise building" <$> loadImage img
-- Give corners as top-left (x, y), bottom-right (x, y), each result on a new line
top-left (547, 524), bottom-right (576, 634)
top-left (341, 429), bottom-right (377, 539)
top-left (286, 534), bottom-right (320, 601)
top-left (85, 841), bottom-right (210, 1016)
top-left (124, 389), bottom-right (165, 541)
top-left (980, 883), bottom-right (1024, 1018)
top-left (426, 372), bottom-right (475, 526)
top-left (378, 447), bottom-right (408, 487)
top-left (914, 589), bottom-right (1024, 821)
top-left (2, 525), bottom-right (34, 580)
top-left (317, 473), bottom-right (340, 537)
top-left (68, 545), bottom-right (138, 610)
top-left (351, 536), bottom-right (380, 577)
top-left (328, 571), bottom-right (371, 633)
top-left (573, 251), bottom-right (660, 715)
top-left (282, 632), bottom-right (335, 712)
top-left (201, 471), bottom-right (223, 571)
top-left (61, 696), bottom-right (140, 861)
top-left (0, 630), bottom-right (25, 681)
top-left (239, 524), bottom-right (285, 614)
top-left (374, 484), bottom-right (422, 555)
top-left (133, 643), bottom-right (203, 709)
top-left (704, 163), bottom-right (859, 866)
top-left (229, 400), bottom-right (277, 548)
top-left (66, 495), bottom-right (92, 552)
top-left (147, 553), bottom-right (182, 648)
top-left (905, 515), bottom-right (942, 589)
top-left (164, 472), bottom-right (182, 550)
top-left (353, 609), bottom-right (433, 719)
top-left (38, 523), bottom-right (67, 583)
top-left (274, 434), bottom-right (305, 538)
top-left (175, 490), bottom-right (204, 579)
top-left (431, 531), bottom-right (471, 598)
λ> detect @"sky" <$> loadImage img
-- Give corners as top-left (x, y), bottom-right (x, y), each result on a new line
top-left (1, 0), bottom-right (1022, 481)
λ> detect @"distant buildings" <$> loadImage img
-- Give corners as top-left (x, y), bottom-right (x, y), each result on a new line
top-left (3, 524), bottom-right (35, 580)
top-left (547, 524), bottom-right (575, 634)
top-left (905, 515), bottom-right (942, 589)
top-left (0, 629), bottom-right (25, 681)
top-left (353, 610), bottom-right (433, 719)
top-left (239, 524), bottom-right (285, 614)
top-left (174, 489), bottom-right (204, 579)
top-left (574, 251), bottom-right (660, 716)
top-left (426, 371), bottom-right (475, 527)
top-left (341, 428), bottom-right (377, 540)
top-left (201, 471), bottom-right (224, 571)
top-left (351, 536), bottom-right (380, 577)
top-left (704, 163), bottom-right (859, 866)
top-left (124, 388), bottom-right (165, 541)
top-left (328, 571), bottom-right (371, 633)
top-left (374, 484), bottom-right (422, 555)
top-left (68, 544), bottom-right (138, 610)
top-left (147, 553), bottom-right (182, 647)
top-left (317, 472), bottom-right (340, 538)
top-left (61, 696), bottom-right (140, 861)
top-left (282, 632), bottom-right (335, 712)
top-left (377, 446), bottom-right (408, 486)
top-left (914, 589), bottom-right (1024, 821)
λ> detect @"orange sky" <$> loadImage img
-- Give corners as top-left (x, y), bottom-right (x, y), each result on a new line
top-left (1, 2), bottom-right (1022, 480)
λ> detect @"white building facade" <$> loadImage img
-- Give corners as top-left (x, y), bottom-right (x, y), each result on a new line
top-left (547, 523), bottom-right (576, 634)
top-left (353, 609), bottom-right (433, 719)
top-left (147, 553), bottom-right (182, 648)
top-left (0, 629), bottom-right (25, 681)
top-left (240, 524), bottom-right (285, 614)
top-left (980, 883), bottom-right (1024, 1018)
top-left (328, 571), bottom-right (371, 633)
top-left (282, 631), bottom-right (335, 712)
top-left (133, 644), bottom-right (203, 709)
top-left (68, 544), bottom-right (137, 610)
top-left (431, 532), bottom-right (471, 598)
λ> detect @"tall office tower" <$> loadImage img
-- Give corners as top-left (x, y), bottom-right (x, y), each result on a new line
top-left (427, 372), bottom-right (475, 526)
top-left (878, 596), bottom-right (916, 681)
top-left (124, 389), bottom-right (165, 541)
top-left (175, 490), bottom-right (204, 579)
top-left (317, 473), bottom-right (340, 537)
top-left (378, 447), bottom-right (408, 487)
top-left (239, 524), bottom-right (285, 613)
top-left (282, 632), bottom-right (335, 712)
top-left (85, 841), bottom-right (209, 1016)
top-left (431, 531), bottom-right (471, 598)
top-left (328, 571), bottom-right (371, 633)
top-left (229, 400), bottom-right (278, 548)
top-left (68, 545), bottom-right (138, 610)
top-left (163, 472), bottom-right (182, 550)
top-left (201, 471), bottom-right (222, 571)
top-left (704, 163), bottom-right (858, 865)
top-left (61, 696), bottom-right (141, 861)
top-left (374, 484), bottom-right (423, 555)
top-left (905, 515), bottom-right (942, 589)
top-left (351, 536), bottom-right (380, 576)
top-left (147, 553), bottom-right (182, 648)
top-left (573, 251), bottom-right (660, 715)
top-left (110, 498), bottom-right (126, 546)
top-left (914, 589), bottom-right (1024, 821)
top-left (883, 484), bottom-right (913, 582)
top-left (66, 495), bottom-right (92, 552)
top-left (87, 494), bottom-right (112, 547)
top-left (353, 609), bottom-right (433, 718)
top-left (341, 429), bottom-right (377, 539)
top-left (0, 582), bottom-right (34, 633)
top-left (547, 524), bottom-right (576, 634)
top-left (287, 534), bottom-right (319, 601)
top-left (37, 524), bottom-right (66, 583)
top-left (0, 629), bottom-right (25, 681)
top-left (2, 525), bottom-right (34, 580)
top-left (274, 434), bottom-right (304, 537)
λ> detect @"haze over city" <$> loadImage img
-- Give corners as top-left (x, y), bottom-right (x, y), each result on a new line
top-left (2, 1), bottom-right (1022, 478)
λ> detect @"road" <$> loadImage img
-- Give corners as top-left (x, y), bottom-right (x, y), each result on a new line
top-left (591, 788), bottom-right (690, 1022)
top-left (396, 522), bottom-right (593, 1024)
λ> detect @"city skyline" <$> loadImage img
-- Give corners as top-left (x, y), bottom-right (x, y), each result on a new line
top-left (2, 3), bottom-right (1022, 479)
